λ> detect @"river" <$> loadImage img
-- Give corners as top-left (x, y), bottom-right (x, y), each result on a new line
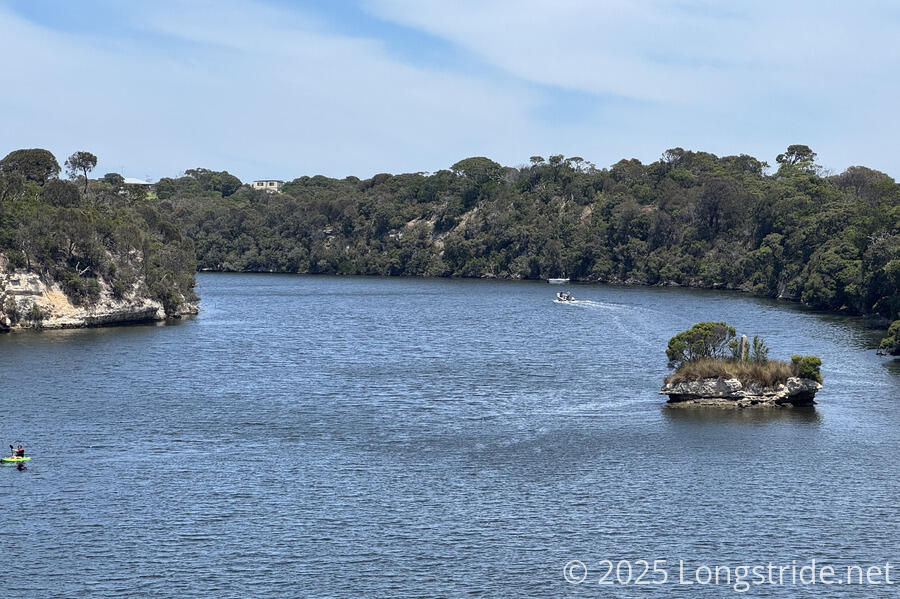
top-left (2, 273), bottom-right (898, 597)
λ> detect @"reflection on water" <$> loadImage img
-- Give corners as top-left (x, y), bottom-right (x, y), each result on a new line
top-left (881, 357), bottom-right (900, 376)
top-left (663, 404), bottom-right (823, 425)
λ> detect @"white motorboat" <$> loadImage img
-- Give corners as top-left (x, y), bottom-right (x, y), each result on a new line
top-left (548, 278), bottom-right (569, 284)
top-left (555, 291), bottom-right (576, 302)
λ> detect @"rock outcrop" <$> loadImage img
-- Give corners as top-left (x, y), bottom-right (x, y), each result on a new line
top-left (1, 265), bottom-right (197, 331)
top-left (660, 377), bottom-right (821, 408)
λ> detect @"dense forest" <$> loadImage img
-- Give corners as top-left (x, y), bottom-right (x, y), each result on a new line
top-left (0, 148), bottom-right (197, 322)
top-left (2, 145), bottom-right (898, 353)
top-left (158, 146), bottom-right (900, 354)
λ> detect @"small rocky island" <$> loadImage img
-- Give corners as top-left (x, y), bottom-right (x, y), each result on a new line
top-left (660, 322), bottom-right (823, 409)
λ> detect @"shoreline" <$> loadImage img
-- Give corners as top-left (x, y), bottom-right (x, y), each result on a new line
top-left (1, 266), bottom-right (198, 332)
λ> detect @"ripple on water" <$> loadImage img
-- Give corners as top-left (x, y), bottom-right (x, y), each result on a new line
top-left (1, 274), bottom-right (898, 598)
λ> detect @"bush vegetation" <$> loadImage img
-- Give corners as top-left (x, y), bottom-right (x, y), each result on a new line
top-left (792, 355), bottom-right (823, 383)
top-left (3, 144), bottom-right (898, 350)
top-left (664, 357), bottom-right (797, 387)
top-left (0, 149), bottom-right (197, 317)
top-left (159, 146), bottom-right (898, 351)
top-left (879, 320), bottom-right (900, 355)
top-left (25, 301), bottom-right (45, 327)
top-left (665, 322), bottom-right (824, 385)
top-left (750, 335), bottom-right (770, 363)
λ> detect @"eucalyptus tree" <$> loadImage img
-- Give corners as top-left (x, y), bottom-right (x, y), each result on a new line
top-left (65, 151), bottom-right (98, 193)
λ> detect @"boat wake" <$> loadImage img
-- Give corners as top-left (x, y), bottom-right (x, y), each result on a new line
top-left (550, 296), bottom-right (657, 347)
top-left (552, 299), bottom-right (607, 308)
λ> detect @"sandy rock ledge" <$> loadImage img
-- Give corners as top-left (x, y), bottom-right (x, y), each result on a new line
top-left (1, 270), bottom-right (197, 331)
top-left (660, 377), bottom-right (822, 408)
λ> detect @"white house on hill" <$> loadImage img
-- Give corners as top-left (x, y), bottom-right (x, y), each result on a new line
top-left (123, 177), bottom-right (153, 186)
top-left (252, 179), bottom-right (284, 193)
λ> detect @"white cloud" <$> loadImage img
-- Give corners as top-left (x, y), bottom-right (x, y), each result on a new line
top-left (368, 0), bottom-right (900, 101)
top-left (0, 1), bottom-right (544, 180)
top-left (366, 0), bottom-right (900, 175)
top-left (370, 0), bottom-right (740, 103)
top-left (1, 0), bottom-right (899, 179)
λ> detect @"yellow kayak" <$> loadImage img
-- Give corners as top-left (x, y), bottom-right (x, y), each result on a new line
top-left (1, 456), bottom-right (30, 464)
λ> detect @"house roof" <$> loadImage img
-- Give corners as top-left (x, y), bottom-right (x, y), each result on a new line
top-left (123, 177), bottom-right (152, 185)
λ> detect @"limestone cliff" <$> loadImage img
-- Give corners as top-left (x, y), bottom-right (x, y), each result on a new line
top-left (660, 377), bottom-right (822, 408)
top-left (0, 255), bottom-right (197, 331)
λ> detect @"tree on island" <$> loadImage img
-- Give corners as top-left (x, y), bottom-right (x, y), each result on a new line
top-left (65, 151), bottom-right (98, 194)
top-left (791, 355), bottom-right (823, 382)
top-left (665, 321), bottom-right (736, 367)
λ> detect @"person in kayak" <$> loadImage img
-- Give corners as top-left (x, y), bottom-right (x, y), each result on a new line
top-left (11, 444), bottom-right (24, 458)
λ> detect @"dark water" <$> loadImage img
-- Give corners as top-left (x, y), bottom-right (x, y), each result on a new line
top-left (2, 274), bottom-right (899, 597)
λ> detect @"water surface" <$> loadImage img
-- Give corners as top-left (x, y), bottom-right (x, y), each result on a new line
top-left (2, 274), bottom-right (898, 597)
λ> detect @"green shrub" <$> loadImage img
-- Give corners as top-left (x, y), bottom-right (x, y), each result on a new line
top-left (6, 250), bottom-right (26, 271)
top-left (750, 334), bottom-right (769, 363)
top-left (792, 355), bottom-right (823, 382)
top-left (26, 302), bottom-right (45, 325)
top-left (85, 278), bottom-right (101, 303)
top-left (149, 281), bottom-right (182, 315)
top-left (880, 320), bottom-right (900, 356)
top-left (3, 297), bottom-right (20, 324)
top-left (110, 278), bottom-right (128, 300)
top-left (666, 322), bottom-right (736, 367)
top-left (41, 179), bottom-right (81, 207)
top-left (60, 271), bottom-right (101, 306)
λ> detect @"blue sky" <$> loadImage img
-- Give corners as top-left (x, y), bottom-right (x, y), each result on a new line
top-left (1, 0), bottom-right (899, 182)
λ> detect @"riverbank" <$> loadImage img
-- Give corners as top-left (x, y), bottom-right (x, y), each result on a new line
top-left (1, 267), bottom-right (197, 331)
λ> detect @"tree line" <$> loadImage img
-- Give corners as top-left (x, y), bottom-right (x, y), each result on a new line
top-left (159, 146), bottom-right (899, 354)
top-left (2, 145), bottom-right (898, 353)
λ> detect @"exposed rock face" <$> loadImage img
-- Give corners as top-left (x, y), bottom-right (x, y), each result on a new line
top-left (660, 377), bottom-right (821, 408)
top-left (1, 267), bottom-right (197, 331)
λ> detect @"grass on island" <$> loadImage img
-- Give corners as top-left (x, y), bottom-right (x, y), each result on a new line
top-left (664, 358), bottom-right (798, 387)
